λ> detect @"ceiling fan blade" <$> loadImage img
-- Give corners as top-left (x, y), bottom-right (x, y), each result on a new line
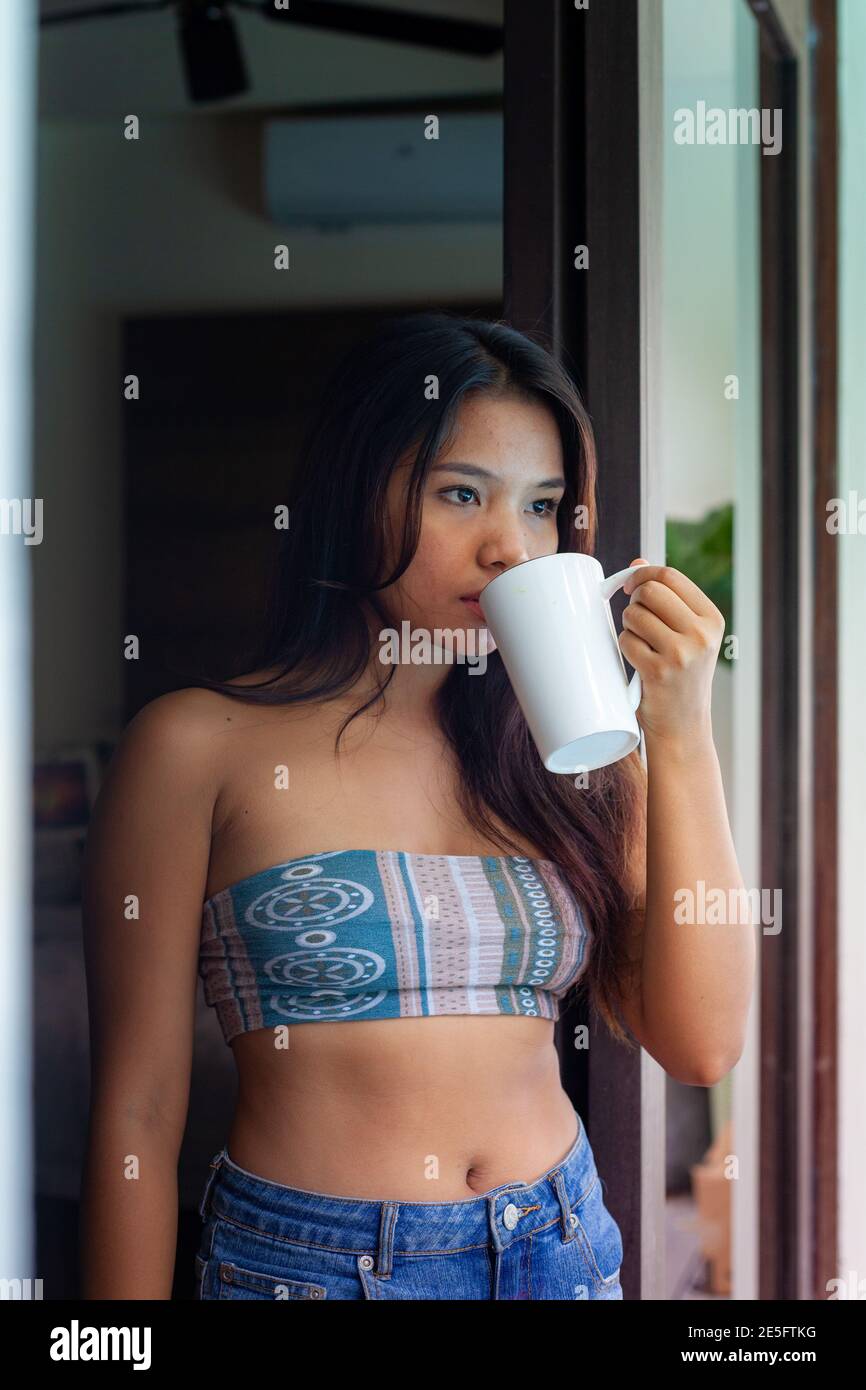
top-left (40, 1), bottom-right (171, 23)
top-left (242, 0), bottom-right (502, 56)
top-left (40, 1), bottom-right (502, 56)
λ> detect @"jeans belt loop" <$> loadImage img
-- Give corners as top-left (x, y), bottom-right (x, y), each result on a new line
top-left (375, 1202), bottom-right (399, 1278)
top-left (548, 1168), bottom-right (575, 1242)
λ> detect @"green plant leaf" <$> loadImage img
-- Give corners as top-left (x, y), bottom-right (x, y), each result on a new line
top-left (666, 503), bottom-right (733, 663)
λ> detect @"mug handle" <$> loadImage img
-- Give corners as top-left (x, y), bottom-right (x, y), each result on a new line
top-left (599, 563), bottom-right (651, 712)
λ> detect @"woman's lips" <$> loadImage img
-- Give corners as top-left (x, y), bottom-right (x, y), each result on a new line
top-left (461, 598), bottom-right (485, 619)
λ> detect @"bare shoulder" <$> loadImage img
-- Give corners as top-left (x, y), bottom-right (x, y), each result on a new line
top-left (120, 686), bottom-right (233, 760)
top-left (93, 686), bottom-right (249, 829)
top-left (115, 674), bottom-right (326, 798)
top-left (124, 668), bottom-right (302, 731)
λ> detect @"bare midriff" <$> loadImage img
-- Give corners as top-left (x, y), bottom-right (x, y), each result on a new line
top-left (205, 672), bottom-right (580, 1201)
top-left (226, 1018), bottom-right (580, 1200)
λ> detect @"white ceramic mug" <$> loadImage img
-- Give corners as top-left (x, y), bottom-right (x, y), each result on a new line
top-left (479, 553), bottom-right (649, 773)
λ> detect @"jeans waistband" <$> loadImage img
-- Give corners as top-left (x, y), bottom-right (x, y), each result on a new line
top-left (197, 1108), bottom-right (601, 1272)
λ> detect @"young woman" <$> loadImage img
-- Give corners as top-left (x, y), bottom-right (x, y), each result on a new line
top-left (79, 312), bottom-right (753, 1300)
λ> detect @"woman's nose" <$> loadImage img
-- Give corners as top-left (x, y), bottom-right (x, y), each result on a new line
top-left (476, 528), bottom-right (532, 571)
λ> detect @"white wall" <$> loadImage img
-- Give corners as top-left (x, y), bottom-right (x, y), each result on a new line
top-left (661, 1), bottom-right (760, 960)
top-left (662, 0), bottom-right (747, 523)
top-left (1, 0), bottom-right (36, 1288)
top-left (33, 116), bottom-right (502, 752)
top-left (662, 0), bottom-right (763, 1302)
top-left (661, 0), bottom-right (761, 813)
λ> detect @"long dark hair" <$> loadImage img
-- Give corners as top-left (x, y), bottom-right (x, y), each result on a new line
top-left (194, 311), bottom-right (646, 1046)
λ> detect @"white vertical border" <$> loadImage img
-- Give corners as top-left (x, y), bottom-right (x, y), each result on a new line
top-left (774, 0), bottom-right (816, 1303)
top-left (730, 0), bottom-right (763, 1304)
top-left (722, 0), bottom-right (814, 1304)
top-left (637, 0), bottom-right (668, 1304)
top-left (0, 0), bottom-right (36, 1281)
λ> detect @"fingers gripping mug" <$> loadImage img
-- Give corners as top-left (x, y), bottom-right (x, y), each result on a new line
top-left (479, 554), bottom-right (650, 774)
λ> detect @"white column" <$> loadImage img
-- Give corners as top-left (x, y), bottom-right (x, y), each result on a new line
top-left (0, 0), bottom-right (37, 1286)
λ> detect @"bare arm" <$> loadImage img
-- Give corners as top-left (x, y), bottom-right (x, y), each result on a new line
top-left (79, 690), bottom-right (219, 1299)
top-left (614, 562), bottom-right (755, 1087)
top-left (638, 727), bottom-right (754, 1084)
top-left (616, 728), bottom-right (755, 1087)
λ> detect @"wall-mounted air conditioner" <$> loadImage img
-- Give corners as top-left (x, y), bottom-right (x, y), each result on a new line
top-left (262, 111), bottom-right (502, 229)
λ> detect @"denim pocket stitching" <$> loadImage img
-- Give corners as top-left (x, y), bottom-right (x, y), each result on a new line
top-left (571, 1195), bottom-right (623, 1289)
top-left (194, 1216), bottom-right (220, 1299)
top-left (357, 1256), bottom-right (380, 1300)
top-left (217, 1259), bottom-right (327, 1300)
top-left (570, 1219), bottom-right (609, 1289)
top-left (204, 1216), bottom-right (219, 1261)
top-left (210, 1203), bottom-right (365, 1257)
top-left (194, 1253), bottom-right (207, 1301)
top-left (482, 1241), bottom-right (494, 1297)
top-left (570, 1172), bottom-right (599, 1213)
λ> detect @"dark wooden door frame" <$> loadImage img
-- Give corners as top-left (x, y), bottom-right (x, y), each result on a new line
top-left (505, 0), bottom-right (834, 1304)
top-left (503, 0), bottom-right (655, 1304)
top-left (746, 0), bottom-right (839, 1304)
top-left (743, 0), bottom-right (837, 1302)
top-left (744, 0), bottom-right (803, 1304)
top-left (808, 0), bottom-right (838, 1304)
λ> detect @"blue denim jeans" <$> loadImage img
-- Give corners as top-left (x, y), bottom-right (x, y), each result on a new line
top-left (194, 1108), bottom-right (624, 1301)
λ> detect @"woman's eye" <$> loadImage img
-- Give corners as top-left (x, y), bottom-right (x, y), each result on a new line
top-left (441, 486), bottom-right (479, 506)
top-left (439, 487), bottom-right (559, 517)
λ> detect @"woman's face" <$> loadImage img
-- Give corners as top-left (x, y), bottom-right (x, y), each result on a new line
top-left (377, 393), bottom-right (567, 644)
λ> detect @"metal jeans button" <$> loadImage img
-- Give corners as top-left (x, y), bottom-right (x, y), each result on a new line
top-left (502, 1202), bottom-right (520, 1231)
top-left (359, 1255), bottom-right (375, 1270)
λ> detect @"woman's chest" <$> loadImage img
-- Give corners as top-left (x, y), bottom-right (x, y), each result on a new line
top-left (205, 716), bottom-right (545, 900)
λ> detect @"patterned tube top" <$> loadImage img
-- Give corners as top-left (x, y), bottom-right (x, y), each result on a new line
top-left (198, 848), bottom-right (592, 1044)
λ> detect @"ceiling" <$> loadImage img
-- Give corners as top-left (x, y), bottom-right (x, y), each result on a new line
top-left (37, 0), bottom-right (504, 119)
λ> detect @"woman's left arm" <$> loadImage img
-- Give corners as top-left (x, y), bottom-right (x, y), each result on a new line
top-left (618, 559), bottom-right (756, 1087)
